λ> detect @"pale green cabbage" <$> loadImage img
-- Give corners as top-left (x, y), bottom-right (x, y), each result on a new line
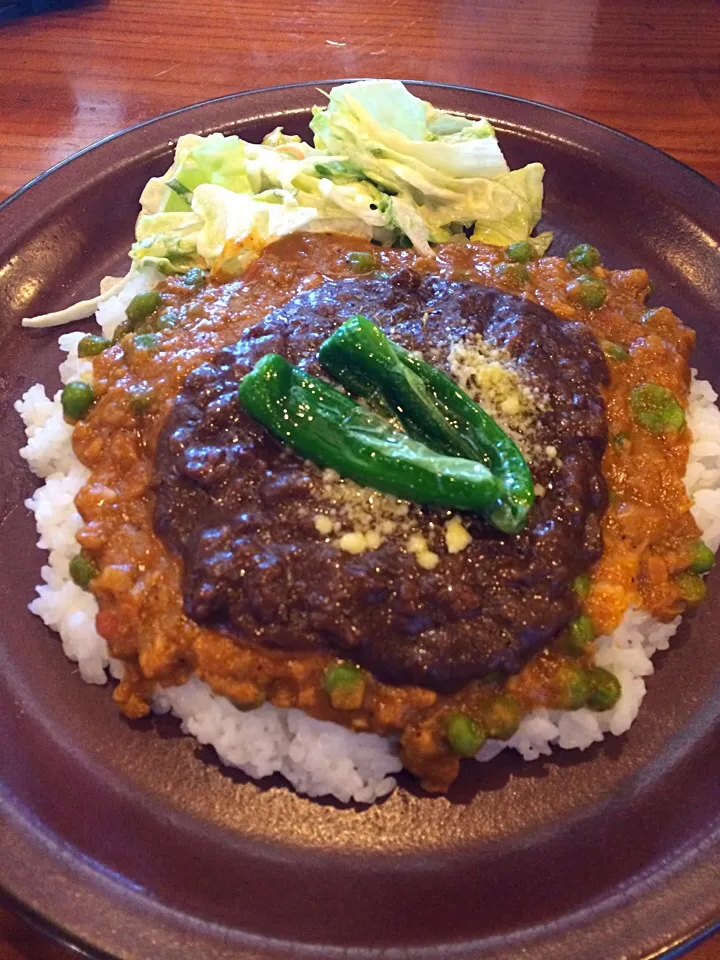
top-left (130, 79), bottom-right (550, 277)
top-left (24, 80), bottom-right (552, 327)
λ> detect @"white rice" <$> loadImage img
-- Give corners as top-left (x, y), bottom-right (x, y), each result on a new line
top-left (15, 277), bottom-right (720, 802)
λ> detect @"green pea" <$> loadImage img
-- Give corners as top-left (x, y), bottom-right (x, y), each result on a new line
top-left (555, 663), bottom-right (591, 710)
top-left (236, 690), bottom-right (267, 711)
top-left (77, 335), bottom-right (111, 358)
top-left (323, 661), bottom-right (362, 695)
top-left (505, 241), bottom-right (535, 263)
top-left (568, 669), bottom-right (591, 709)
top-left (630, 384), bottom-right (685, 434)
top-left (675, 571), bottom-right (707, 606)
top-left (587, 667), bottom-right (621, 711)
top-left (446, 712), bottom-right (486, 757)
top-left (601, 340), bottom-right (629, 362)
top-left (125, 290), bottom-right (163, 326)
top-left (69, 551), bottom-right (99, 589)
top-left (346, 251), bottom-right (378, 273)
top-left (133, 333), bottom-right (160, 351)
top-left (573, 573), bottom-right (591, 600)
top-left (482, 694), bottom-right (521, 740)
top-left (688, 540), bottom-right (715, 575)
top-left (564, 614), bottom-right (595, 656)
top-left (570, 274), bottom-right (607, 310)
top-left (112, 319), bottom-right (133, 343)
top-left (61, 381), bottom-right (95, 421)
top-left (183, 267), bottom-right (207, 290)
top-left (495, 262), bottom-right (530, 287)
top-left (129, 386), bottom-right (153, 414)
top-left (612, 432), bottom-right (630, 449)
top-left (153, 308), bottom-right (181, 331)
top-left (566, 244), bottom-right (601, 270)
top-left (480, 671), bottom-right (504, 686)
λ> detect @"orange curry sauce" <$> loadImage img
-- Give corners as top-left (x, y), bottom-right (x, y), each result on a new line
top-left (72, 233), bottom-right (697, 791)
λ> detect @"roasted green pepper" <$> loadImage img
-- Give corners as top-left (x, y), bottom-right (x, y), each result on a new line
top-left (318, 315), bottom-right (485, 462)
top-left (318, 315), bottom-right (534, 532)
top-left (237, 354), bottom-right (515, 527)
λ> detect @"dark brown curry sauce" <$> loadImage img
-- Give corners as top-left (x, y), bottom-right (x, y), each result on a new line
top-left (72, 233), bottom-right (697, 791)
top-left (155, 273), bottom-right (608, 692)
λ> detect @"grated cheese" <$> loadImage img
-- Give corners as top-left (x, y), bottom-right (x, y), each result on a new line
top-left (416, 550), bottom-right (440, 570)
top-left (406, 533), bottom-right (429, 554)
top-left (315, 470), bottom-right (417, 556)
top-left (312, 336), bottom-right (551, 565)
top-left (337, 531), bottom-right (369, 554)
top-left (448, 334), bottom-right (547, 456)
top-left (445, 515), bottom-right (472, 554)
top-left (313, 514), bottom-right (334, 536)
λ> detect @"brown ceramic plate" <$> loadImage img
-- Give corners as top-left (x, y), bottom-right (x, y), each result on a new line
top-left (1, 81), bottom-right (719, 960)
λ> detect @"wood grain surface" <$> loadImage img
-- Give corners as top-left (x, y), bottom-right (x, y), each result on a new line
top-left (1, 0), bottom-right (719, 956)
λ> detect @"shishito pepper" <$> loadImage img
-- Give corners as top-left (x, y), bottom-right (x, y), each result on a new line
top-left (315, 352), bottom-right (396, 422)
top-left (395, 340), bottom-right (534, 532)
top-left (237, 354), bottom-right (516, 527)
top-left (319, 315), bottom-right (485, 462)
top-left (319, 315), bottom-right (534, 532)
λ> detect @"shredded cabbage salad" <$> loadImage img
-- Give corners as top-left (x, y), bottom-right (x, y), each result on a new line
top-left (23, 79), bottom-right (551, 328)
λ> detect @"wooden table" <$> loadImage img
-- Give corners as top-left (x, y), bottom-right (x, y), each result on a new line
top-left (1, 0), bottom-right (719, 956)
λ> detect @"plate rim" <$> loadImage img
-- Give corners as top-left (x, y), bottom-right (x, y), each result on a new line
top-left (1, 78), bottom-right (719, 960)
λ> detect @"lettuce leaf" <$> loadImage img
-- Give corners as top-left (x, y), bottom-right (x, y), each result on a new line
top-left (310, 79), bottom-right (548, 254)
top-left (136, 80), bottom-right (548, 270)
top-left (311, 80), bottom-right (508, 188)
top-left (24, 80), bottom-right (553, 327)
